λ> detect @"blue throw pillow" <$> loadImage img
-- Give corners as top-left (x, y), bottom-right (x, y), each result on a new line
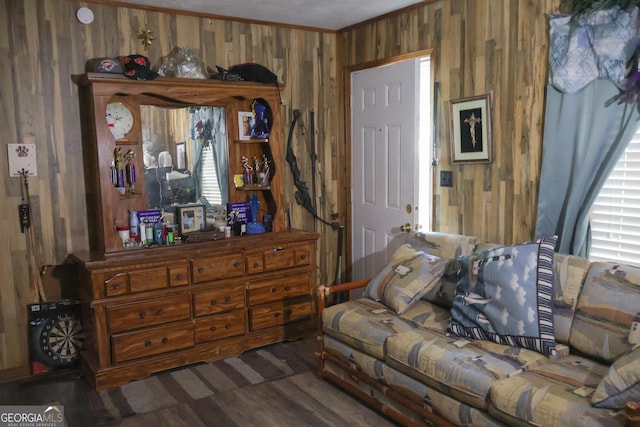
top-left (447, 237), bottom-right (558, 356)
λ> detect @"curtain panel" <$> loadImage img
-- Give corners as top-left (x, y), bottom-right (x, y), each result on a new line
top-left (535, 7), bottom-right (640, 257)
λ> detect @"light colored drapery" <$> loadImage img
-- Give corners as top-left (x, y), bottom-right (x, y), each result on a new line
top-left (190, 107), bottom-right (228, 203)
top-left (534, 7), bottom-right (640, 256)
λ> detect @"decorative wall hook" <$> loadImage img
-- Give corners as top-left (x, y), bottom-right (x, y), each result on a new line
top-left (138, 28), bottom-right (155, 51)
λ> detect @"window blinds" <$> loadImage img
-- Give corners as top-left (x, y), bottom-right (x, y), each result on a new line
top-left (590, 131), bottom-right (640, 267)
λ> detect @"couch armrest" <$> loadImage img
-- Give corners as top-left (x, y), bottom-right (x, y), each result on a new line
top-left (316, 279), bottom-right (370, 314)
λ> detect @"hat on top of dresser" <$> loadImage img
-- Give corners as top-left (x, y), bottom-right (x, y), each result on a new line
top-left (86, 57), bottom-right (123, 74)
top-left (123, 54), bottom-right (158, 80)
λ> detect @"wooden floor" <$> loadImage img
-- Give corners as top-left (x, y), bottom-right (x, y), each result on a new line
top-left (0, 338), bottom-right (398, 427)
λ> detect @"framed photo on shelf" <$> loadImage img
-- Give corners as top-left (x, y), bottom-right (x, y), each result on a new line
top-left (238, 111), bottom-right (254, 141)
top-left (175, 204), bottom-right (205, 235)
top-left (449, 94), bottom-right (492, 164)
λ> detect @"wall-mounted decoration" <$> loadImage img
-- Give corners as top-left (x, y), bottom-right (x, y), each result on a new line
top-left (138, 28), bottom-right (155, 51)
top-left (238, 111), bottom-right (255, 140)
top-left (449, 94), bottom-right (492, 164)
top-left (8, 144), bottom-right (37, 177)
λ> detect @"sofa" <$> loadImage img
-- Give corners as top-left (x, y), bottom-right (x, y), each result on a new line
top-left (317, 232), bottom-right (640, 427)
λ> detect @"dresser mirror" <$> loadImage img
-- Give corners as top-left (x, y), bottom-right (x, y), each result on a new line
top-left (140, 105), bottom-right (229, 212)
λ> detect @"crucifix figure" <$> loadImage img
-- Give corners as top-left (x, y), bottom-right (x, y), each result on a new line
top-left (464, 112), bottom-right (482, 148)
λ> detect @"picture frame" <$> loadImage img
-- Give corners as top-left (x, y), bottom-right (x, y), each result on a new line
top-left (449, 94), bottom-right (492, 164)
top-left (238, 111), bottom-right (255, 141)
top-left (175, 204), bottom-right (205, 235)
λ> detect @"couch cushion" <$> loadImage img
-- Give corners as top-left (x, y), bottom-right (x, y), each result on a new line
top-left (569, 262), bottom-right (640, 363)
top-left (399, 299), bottom-right (452, 334)
top-left (552, 253), bottom-right (590, 344)
top-left (591, 346), bottom-right (640, 409)
top-left (365, 245), bottom-right (448, 314)
top-left (321, 298), bottom-right (418, 360)
top-left (488, 355), bottom-right (622, 427)
top-left (406, 232), bottom-right (480, 309)
top-left (448, 237), bottom-right (558, 356)
top-left (380, 363), bottom-right (507, 427)
top-left (385, 328), bottom-right (549, 409)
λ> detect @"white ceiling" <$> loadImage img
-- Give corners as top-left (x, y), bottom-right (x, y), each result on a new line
top-left (109, 0), bottom-right (426, 30)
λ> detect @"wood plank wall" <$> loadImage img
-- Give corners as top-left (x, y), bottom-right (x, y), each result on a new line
top-left (0, 0), bottom-right (336, 374)
top-left (336, 0), bottom-right (569, 266)
top-left (0, 0), bottom-right (571, 375)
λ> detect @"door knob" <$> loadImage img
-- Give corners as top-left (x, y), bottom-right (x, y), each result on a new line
top-left (400, 223), bottom-right (412, 233)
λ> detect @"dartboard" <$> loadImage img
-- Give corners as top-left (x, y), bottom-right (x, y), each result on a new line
top-left (40, 313), bottom-right (83, 365)
top-left (28, 300), bottom-right (83, 375)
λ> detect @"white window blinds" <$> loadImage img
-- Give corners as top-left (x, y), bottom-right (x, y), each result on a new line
top-left (590, 130), bottom-right (640, 267)
top-left (200, 146), bottom-right (222, 205)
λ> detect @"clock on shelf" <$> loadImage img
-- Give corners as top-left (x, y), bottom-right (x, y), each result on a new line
top-left (106, 100), bottom-right (135, 140)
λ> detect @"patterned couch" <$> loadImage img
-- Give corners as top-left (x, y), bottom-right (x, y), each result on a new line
top-left (317, 232), bottom-right (640, 426)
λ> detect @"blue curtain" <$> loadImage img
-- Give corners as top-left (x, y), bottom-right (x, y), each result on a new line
top-left (534, 79), bottom-right (640, 256)
top-left (534, 7), bottom-right (640, 256)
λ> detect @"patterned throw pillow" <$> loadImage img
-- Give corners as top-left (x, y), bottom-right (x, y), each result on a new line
top-left (447, 237), bottom-right (558, 356)
top-left (591, 347), bottom-right (640, 409)
top-left (365, 245), bottom-right (448, 314)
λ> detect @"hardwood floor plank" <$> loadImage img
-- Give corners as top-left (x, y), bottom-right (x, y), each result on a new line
top-left (276, 372), bottom-right (397, 426)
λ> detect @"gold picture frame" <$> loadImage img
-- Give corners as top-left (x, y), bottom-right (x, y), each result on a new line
top-left (449, 94), bottom-right (492, 164)
top-left (176, 204), bottom-right (205, 235)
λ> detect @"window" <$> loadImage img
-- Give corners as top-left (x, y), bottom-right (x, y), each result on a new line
top-left (590, 129), bottom-right (640, 266)
top-left (200, 145), bottom-right (223, 205)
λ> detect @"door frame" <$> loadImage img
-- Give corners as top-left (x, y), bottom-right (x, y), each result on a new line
top-left (343, 49), bottom-right (435, 283)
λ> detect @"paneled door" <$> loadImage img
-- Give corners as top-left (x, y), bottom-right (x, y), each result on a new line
top-left (350, 58), bottom-right (422, 282)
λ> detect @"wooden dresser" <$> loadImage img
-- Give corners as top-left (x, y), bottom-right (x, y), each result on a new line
top-left (73, 73), bottom-right (319, 389)
top-left (76, 231), bottom-right (318, 390)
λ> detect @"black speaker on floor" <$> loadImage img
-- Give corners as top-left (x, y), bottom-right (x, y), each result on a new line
top-left (27, 299), bottom-right (83, 376)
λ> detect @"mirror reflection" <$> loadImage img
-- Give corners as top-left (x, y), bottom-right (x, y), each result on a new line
top-left (141, 106), bottom-right (229, 214)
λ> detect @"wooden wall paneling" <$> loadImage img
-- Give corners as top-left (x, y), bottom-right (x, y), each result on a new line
top-left (0, 0), bottom-right (337, 375)
top-left (336, 0), bottom-right (567, 282)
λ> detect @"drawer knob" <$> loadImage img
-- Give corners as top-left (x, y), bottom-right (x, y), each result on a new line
top-left (198, 267), bottom-right (205, 273)
top-left (210, 299), bottom-right (217, 305)
top-left (176, 274), bottom-right (183, 280)
top-left (285, 309), bottom-right (293, 316)
top-left (139, 312), bottom-right (146, 319)
top-left (271, 287), bottom-right (277, 293)
top-left (274, 312), bottom-right (281, 318)
top-left (225, 296), bottom-right (232, 303)
top-left (113, 284), bottom-right (120, 290)
top-left (156, 309), bottom-right (163, 315)
top-left (300, 255), bottom-right (306, 260)
top-left (162, 337), bottom-right (168, 344)
top-left (284, 286), bottom-right (291, 291)
top-left (210, 326), bottom-right (217, 332)
top-left (233, 262), bottom-right (240, 268)
top-left (253, 263), bottom-right (259, 268)
top-left (225, 323), bottom-right (232, 329)
top-left (145, 341), bottom-right (151, 347)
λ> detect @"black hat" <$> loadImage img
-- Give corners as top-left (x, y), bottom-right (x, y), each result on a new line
top-left (123, 54), bottom-right (158, 80)
top-left (86, 57), bottom-right (123, 74)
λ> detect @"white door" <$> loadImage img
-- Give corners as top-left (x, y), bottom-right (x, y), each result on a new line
top-left (351, 57), bottom-right (427, 282)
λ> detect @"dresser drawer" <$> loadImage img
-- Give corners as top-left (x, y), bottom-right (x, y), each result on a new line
top-left (111, 321), bottom-right (194, 363)
top-left (193, 284), bottom-right (245, 317)
top-left (107, 294), bottom-right (191, 334)
top-left (246, 244), bottom-right (313, 275)
top-left (249, 298), bottom-right (314, 331)
top-left (128, 267), bottom-right (170, 293)
top-left (248, 273), bottom-right (310, 306)
top-left (194, 309), bottom-right (245, 343)
top-left (169, 266), bottom-right (189, 286)
top-left (192, 253), bottom-right (245, 283)
top-left (104, 273), bottom-right (128, 297)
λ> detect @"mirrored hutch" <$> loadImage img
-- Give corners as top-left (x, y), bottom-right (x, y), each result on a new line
top-left (74, 73), bottom-right (318, 390)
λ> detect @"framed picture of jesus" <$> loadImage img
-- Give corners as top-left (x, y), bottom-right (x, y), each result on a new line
top-left (449, 94), bottom-right (492, 164)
